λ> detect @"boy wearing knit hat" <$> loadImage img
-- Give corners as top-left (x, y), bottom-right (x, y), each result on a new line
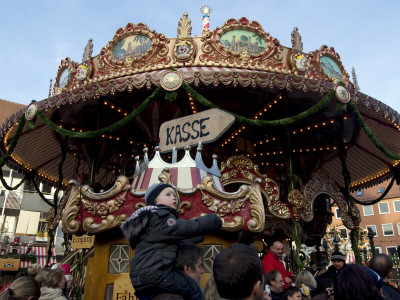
top-left (316, 250), bottom-right (346, 292)
top-left (121, 182), bottom-right (223, 300)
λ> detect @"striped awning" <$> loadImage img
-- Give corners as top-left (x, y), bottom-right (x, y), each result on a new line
top-left (2, 246), bottom-right (57, 268)
top-left (345, 251), bottom-right (355, 264)
top-left (0, 191), bottom-right (21, 210)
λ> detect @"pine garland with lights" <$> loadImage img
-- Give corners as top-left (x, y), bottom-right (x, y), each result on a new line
top-left (291, 218), bottom-right (304, 273)
top-left (0, 253), bottom-right (37, 263)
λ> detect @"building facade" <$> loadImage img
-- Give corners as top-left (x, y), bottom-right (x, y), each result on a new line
top-left (330, 179), bottom-right (400, 255)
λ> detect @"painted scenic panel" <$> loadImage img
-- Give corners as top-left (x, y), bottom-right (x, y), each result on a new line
top-left (320, 56), bottom-right (342, 79)
top-left (59, 68), bottom-right (71, 88)
top-left (112, 35), bottom-right (152, 59)
top-left (220, 30), bottom-right (266, 54)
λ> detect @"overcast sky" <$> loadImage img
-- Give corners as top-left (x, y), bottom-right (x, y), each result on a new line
top-left (1, 0), bottom-right (399, 113)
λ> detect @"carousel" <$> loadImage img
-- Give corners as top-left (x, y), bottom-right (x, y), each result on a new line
top-left (1, 7), bottom-right (400, 299)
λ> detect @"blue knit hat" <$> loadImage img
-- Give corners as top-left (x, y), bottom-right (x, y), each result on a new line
top-left (145, 183), bottom-right (174, 206)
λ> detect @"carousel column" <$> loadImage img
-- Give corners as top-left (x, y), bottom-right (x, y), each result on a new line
top-left (335, 120), bottom-right (362, 264)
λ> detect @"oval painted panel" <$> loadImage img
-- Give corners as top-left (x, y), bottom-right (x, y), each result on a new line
top-left (112, 35), bottom-right (152, 59)
top-left (220, 30), bottom-right (266, 54)
top-left (59, 68), bottom-right (71, 88)
top-left (320, 56), bottom-right (342, 80)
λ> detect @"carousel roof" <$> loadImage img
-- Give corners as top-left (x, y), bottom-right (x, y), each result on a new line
top-left (1, 14), bottom-right (400, 198)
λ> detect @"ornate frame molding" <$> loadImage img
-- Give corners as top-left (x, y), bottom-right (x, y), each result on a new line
top-left (220, 156), bottom-right (291, 219)
top-left (199, 17), bottom-right (285, 69)
top-left (307, 45), bottom-right (350, 83)
top-left (299, 170), bottom-right (361, 229)
top-left (54, 58), bottom-right (79, 94)
top-left (62, 176), bottom-right (131, 234)
top-left (97, 23), bottom-right (170, 75)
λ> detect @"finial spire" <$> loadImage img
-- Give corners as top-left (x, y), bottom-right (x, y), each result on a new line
top-left (200, 5), bottom-right (212, 35)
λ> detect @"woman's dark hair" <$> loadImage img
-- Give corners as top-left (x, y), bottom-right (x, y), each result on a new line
top-left (283, 286), bottom-right (301, 300)
top-left (334, 264), bottom-right (383, 300)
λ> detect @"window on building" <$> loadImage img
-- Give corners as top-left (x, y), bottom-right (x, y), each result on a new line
top-left (387, 247), bottom-right (397, 256)
top-left (377, 187), bottom-right (385, 194)
top-left (394, 200), bottom-right (400, 213)
top-left (356, 190), bottom-right (364, 196)
top-left (363, 205), bottom-right (374, 216)
top-left (23, 181), bottom-right (36, 193)
top-left (335, 208), bottom-right (341, 219)
top-left (397, 223), bottom-right (400, 235)
top-left (382, 224), bottom-right (394, 236)
top-left (368, 246), bottom-right (382, 253)
top-left (366, 225), bottom-right (378, 237)
top-left (378, 202), bottom-right (390, 214)
top-left (0, 190), bottom-right (5, 196)
top-left (41, 183), bottom-right (53, 194)
top-left (339, 228), bottom-right (347, 239)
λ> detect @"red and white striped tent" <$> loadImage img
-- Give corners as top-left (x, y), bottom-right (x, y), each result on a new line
top-left (345, 250), bottom-right (355, 264)
top-left (3, 246), bottom-right (57, 268)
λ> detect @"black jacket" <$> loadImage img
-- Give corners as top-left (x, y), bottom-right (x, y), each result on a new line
top-left (120, 205), bottom-right (222, 293)
top-left (382, 281), bottom-right (400, 300)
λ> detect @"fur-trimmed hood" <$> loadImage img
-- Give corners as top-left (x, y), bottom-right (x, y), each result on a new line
top-left (120, 205), bottom-right (159, 249)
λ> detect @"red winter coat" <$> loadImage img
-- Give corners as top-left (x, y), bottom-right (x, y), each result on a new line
top-left (262, 250), bottom-right (293, 290)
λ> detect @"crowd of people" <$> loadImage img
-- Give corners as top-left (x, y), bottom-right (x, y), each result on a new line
top-left (2, 182), bottom-right (399, 300)
top-left (0, 263), bottom-right (73, 300)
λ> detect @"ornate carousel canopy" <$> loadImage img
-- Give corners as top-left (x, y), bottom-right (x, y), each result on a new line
top-left (1, 13), bottom-right (400, 204)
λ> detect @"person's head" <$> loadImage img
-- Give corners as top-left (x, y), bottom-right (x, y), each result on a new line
top-left (265, 270), bottom-right (284, 294)
top-left (35, 267), bottom-right (51, 287)
top-left (334, 264), bottom-right (383, 300)
top-left (271, 241), bottom-right (284, 257)
top-left (59, 263), bottom-right (70, 275)
top-left (145, 183), bottom-right (177, 209)
top-left (27, 263), bottom-right (41, 278)
top-left (283, 286), bottom-right (301, 300)
top-left (309, 261), bottom-right (317, 271)
top-left (213, 244), bottom-right (264, 300)
top-left (330, 250), bottom-right (345, 270)
top-left (175, 243), bottom-right (204, 283)
top-left (0, 277), bottom-right (40, 300)
top-left (204, 275), bottom-right (220, 300)
top-left (295, 270), bottom-right (317, 289)
top-left (42, 268), bottom-right (66, 289)
top-left (369, 253), bottom-right (393, 279)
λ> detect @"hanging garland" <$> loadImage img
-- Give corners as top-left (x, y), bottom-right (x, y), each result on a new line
top-left (35, 86), bottom-right (163, 139)
top-left (291, 218), bottom-right (304, 272)
top-left (181, 82), bottom-right (336, 128)
top-left (0, 253), bottom-right (37, 263)
top-left (348, 101), bottom-right (400, 160)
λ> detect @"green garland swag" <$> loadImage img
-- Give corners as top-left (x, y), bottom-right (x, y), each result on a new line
top-left (348, 100), bottom-right (400, 161)
top-left (0, 253), bottom-right (37, 263)
top-left (181, 82), bottom-right (336, 128)
top-left (0, 113), bottom-right (28, 190)
top-left (350, 228), bottom-right (362, 264)
top-left (35, 86), bottom-right (163, 139)
top-left (291, 218), bottom-right (304, 272)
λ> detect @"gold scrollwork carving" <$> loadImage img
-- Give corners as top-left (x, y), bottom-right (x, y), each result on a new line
top-left (198, 174), bottom-right (265, 232)
top-left (82, 214), bottom-right (127, 234)
top-left (97, 22), bottom-right (171, 76)
top-left (199, 17), bottom-right (284, 70)
top-left (62, 180), bottom-right (82, 234)
top-left (220, 155), bottom-right (290, 219)
top-left (301, 170), bottom-right (361, 229)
